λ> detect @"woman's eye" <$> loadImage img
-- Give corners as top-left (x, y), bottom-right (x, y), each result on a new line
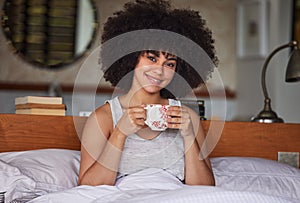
top-left (147, 56), bottom-right (156, 62)
top-left (165, 62), bottom-right (176, 69)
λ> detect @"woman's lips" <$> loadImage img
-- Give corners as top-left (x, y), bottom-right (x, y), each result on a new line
top-left (145, 73), bottom-right (162, 85)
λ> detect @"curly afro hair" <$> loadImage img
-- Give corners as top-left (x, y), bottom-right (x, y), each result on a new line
top-left (100, 0), bottom-right (218, 98)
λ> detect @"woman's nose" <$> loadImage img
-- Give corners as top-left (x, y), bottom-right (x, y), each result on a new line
top-left (152, 65), bottom-right (163, 74)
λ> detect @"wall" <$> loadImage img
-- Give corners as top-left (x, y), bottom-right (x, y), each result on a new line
top-left (0, 0), bottom-right (237, 119)
top-left (273, 0), bottom-right (300, 123)
top-left (235, 0), bottom-right (300, 123)
top-left (2, 0), bottom-right (299, 123)
top-left (0, 0), bottom-right (237, 88)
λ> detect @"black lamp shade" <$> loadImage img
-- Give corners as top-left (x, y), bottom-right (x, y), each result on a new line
top-left (286, 49), bottom-right (300, 82)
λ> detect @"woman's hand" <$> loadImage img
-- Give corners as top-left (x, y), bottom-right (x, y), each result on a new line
top-left (116, 105), bottom-right (147, 136)
top-left (167, 106), bottom-right (195, 137)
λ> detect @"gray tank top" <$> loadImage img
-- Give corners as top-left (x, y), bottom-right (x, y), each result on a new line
top-left (107, 97), bottom-right (185, 181)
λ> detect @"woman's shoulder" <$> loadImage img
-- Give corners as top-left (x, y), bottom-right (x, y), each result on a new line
top-left (94, 102), bottom-right (112, 120)
top-left (84, 103), bottom-right (113, 135)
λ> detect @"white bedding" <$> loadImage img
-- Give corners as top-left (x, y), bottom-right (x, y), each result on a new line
top-left (28, 168), bottom-right (297, 203)
top-left (1, 149), bottom-right (300, 203)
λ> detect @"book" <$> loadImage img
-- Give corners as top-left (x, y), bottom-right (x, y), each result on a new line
top-left (15, 108), bottom-right (66, 116)
top-left (15, 96), bottom-right (63, 105)
top-left (15, 103), bottom-right (66, 110)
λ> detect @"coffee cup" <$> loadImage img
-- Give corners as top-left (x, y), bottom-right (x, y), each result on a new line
top-left (144, 104), bottom-right (169, 131)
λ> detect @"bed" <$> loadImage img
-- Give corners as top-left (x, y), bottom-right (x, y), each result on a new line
top-left (0, 113), bottom-right (300, 203)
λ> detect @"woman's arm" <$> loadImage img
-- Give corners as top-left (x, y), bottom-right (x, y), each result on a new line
top-left (78, 104), bottom-right (126, 186)
top-left (183, 133), bottom-right (215, 185)
top-left (78, 103), bottom-right (146, 186)
top-left (167, 106), bottom-right (215, 186)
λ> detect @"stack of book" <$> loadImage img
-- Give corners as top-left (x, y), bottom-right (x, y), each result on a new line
top-left (15, 96), bottom-right (66, 116)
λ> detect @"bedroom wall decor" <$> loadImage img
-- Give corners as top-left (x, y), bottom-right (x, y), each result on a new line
top-left (237, 0), bottom-right (268, 58)
top-left (1, 0), bottom-right (98, 69)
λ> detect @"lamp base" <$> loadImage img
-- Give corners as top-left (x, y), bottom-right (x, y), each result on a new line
top-left (252, 98), bottom-right (284, 123)
top-left (251, 110), bottom-right (284, 123)
top-left (251, 116), bottom-right (284, 123)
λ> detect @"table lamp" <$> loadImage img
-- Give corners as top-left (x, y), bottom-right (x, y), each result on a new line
top-left (252, 41), bottom-right (300, 123)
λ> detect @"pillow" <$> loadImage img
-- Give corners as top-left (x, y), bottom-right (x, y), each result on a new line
top-left (0, 149), bottom-right (80, 202)
top-left (0, 160), bottom-right (36, 202)
top-left (211, 157), bottom-right (300, 200)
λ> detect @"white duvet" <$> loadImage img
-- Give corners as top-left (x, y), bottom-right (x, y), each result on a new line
top-left (2, 149), bottom-right (300, 203)
top-left (28, 168), bottom-right (297, 203)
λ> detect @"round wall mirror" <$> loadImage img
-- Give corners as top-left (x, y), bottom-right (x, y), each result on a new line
top-left (1, 0), bottom-right (98, 69)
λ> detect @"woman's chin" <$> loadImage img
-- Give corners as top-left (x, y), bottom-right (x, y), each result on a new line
top-left (143, 86), bottom-right (163, 94)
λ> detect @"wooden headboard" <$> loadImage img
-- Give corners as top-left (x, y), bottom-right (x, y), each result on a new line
top-left (0, 114), bottom-right (300, 165)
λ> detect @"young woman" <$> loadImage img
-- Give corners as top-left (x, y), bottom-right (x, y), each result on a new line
top-left (78, 0), bottom-right (218, 186)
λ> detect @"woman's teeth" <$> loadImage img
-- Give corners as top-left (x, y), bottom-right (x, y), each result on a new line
top-left (147, 75), bottom-right (161, 85)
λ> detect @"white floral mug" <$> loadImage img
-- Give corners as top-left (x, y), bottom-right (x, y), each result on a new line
top-left (144, 104), bottom-right (170, 131)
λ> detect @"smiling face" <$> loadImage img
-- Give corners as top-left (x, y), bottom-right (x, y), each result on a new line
top-left (132, 50), bottom-right (177, 94)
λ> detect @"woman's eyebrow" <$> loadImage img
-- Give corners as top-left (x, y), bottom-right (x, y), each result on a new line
top-left (167, 57), bottom-right (177, 61)
top-left (163, 52), bottom-right (177, 60)
top-left (146, 50), bottom-right (177, 61)
top-left (146, 50), bottom-right (160, 57)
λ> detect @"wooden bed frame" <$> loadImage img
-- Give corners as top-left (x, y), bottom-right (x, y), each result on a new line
top-left (0, 114), bottom-right (300, 167)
